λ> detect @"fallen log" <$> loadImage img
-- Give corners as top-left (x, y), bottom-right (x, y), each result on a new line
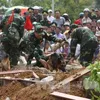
top-left (50, 91), bottom-right (90, 100)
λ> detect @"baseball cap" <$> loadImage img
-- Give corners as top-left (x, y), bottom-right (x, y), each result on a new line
top-left (63, 13), bottom-right (68, 16)
top-left (33, 6), bottom-right (40, 10)
top-left (48, 9), bottom-right (52, 13)
top-left (83, 8), bottom-right (90, 12)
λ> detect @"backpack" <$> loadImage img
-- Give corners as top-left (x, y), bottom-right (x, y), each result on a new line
top-left (7, 22), bottom-right (20, 42)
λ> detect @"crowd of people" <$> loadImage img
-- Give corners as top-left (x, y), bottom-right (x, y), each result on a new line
top-left (0, 6), bottom-right (100, 70)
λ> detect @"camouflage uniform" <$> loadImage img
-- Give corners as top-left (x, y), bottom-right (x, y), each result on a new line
top-left (20, 26), bottom-right (59, 66)
top-left (0, 10), bottom-right (24, 66)
top-left (70, 27), bottom-right (98, 66)
top-left (40, 19), bottom-right (51, 27)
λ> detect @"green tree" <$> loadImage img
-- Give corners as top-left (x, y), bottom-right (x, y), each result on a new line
top-left (0, 0), bottom-right (8, 7)
top-left (95, 0), bottom-right (100, 8)
top-left (4, 0), bottom-right (94, 22)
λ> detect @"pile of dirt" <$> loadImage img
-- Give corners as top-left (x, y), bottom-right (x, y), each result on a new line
top-left (0, 81), bottom-right (26, 100)
top-left (12, 83), bottom-right (60, 100)
top-left (0, 68), bottom-right (88, 100)
top-left (56, 80), bottom-right (86, 98)
top-left (54, 68), bottom-right (84, 83)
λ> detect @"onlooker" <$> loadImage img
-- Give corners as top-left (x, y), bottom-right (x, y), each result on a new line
top-left (74, 12), bottom-right (84, 26)
top-left (54, 26), bottom-right (65, 53)
top-left (62, 13), bottom-right (71, 25)
top-left (50, 22), bottom-right (57, 35)
top-left (47, 9), bottom-right (55, 23)
top-left (53, 10), bottom-right (65, 27)
top-left (82, 8), bottom-right (92, 24)
top-left (40, 10), bottom-right (51, 27)
top-left (33, 6), bottom-right (42, 22)
top-left (95, 8), bottom-right (100, 20)
top-left (96, 20), bottom-right (100, 32)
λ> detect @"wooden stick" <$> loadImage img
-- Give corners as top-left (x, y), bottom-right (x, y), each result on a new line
top-left (51, 68), bottom-right (90, 90)
top-left (50, 91), bottom-right (90, 100)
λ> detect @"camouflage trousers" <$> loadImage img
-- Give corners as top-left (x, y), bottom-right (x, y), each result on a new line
top-left (79, 40), bottom-right (98, 66)
top-left (2, 40), bottom-right (20, 67)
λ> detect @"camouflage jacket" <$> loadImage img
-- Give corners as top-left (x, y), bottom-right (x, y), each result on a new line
top-left (0, 13), bottom-right (24, 38)
top-left (70, 27), bottom-right (97, 57)
top-left (20, 31), bottom-right (58, 60)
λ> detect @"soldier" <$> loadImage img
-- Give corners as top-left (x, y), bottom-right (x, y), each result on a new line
top-left (20, 23), bottom-right (63, 68)
top-left (0, 8), bottom-right (24, 67)
top-left (40, 10), bottom-right (51, 27)
top-left (69, 26), bottom-right (98, 66)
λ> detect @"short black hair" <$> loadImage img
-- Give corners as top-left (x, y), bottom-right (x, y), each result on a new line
top-left (55, 10), bottom-right (60, 13)
top-left (14, 8), bottom-right (21, 14)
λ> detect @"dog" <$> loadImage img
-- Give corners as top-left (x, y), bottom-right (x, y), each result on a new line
top-left (0, 47), bottom-right (10, 71)
top-left (47, 53), bottom-right (66, 72)
top-left (0, 55), bottom-right (10, 71)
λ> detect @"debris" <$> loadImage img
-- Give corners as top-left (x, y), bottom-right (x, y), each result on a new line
top-left (5, 97), bottom-right (10, 100)
top-left (51, 68), bottom-right (90, 90)
top-left (40, 76), bottom-right (54, 82)
top-left (50, 91), bottom-right (90, 100)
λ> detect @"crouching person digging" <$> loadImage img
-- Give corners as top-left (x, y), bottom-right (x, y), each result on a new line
top-left (20, 23), bottom-right (64, 69)
top-left (68, 25), bottom-right (98, 67)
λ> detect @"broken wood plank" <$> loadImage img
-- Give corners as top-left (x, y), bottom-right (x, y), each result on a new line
top-left (50, 91), bottom-right (90, 100)
top-left (51, 68), bottom-right (90, 90)
top-left (0, 77), bottom-right (37, 83)
top-left (0, 70), bottom-right (39, 79)
top-left (0, 70), bottom-right (32, 75)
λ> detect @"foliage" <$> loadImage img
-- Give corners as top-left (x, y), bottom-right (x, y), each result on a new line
top-left (95, 0), bottom-right (100, 8)
top-left (83, 61), bottom-right (100, 100)
top-left (0, 0), bottom-right (95, 22)
top-left (0, 0), bottom-right (8, 7)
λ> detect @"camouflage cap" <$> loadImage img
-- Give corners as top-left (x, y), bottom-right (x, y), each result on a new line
top-left (70, 24), bottom-right (78, 30)
top-left (35, 24), bottom-right (44, 34)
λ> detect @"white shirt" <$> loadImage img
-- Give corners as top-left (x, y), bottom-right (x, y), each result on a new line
top-left (47, 16), bottom-right (55, 23)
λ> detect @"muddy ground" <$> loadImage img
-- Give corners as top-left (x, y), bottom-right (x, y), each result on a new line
top-left (0, 67), bottom-right (89, 100)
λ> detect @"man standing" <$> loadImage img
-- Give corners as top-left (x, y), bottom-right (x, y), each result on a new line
top-left (47, 9), bottom-right (55, 23)
top-left (33, 6), bottom-right (42, 22)
top-left (53, 10), bottom-right (65, 27)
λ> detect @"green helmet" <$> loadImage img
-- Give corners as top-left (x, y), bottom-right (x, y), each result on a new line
top-left (32, 22), bottom-right (44, 34)
top-left (35, 24), bottom-right (44, 34)
top-left (32, 22), bottom-right (41, 26)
